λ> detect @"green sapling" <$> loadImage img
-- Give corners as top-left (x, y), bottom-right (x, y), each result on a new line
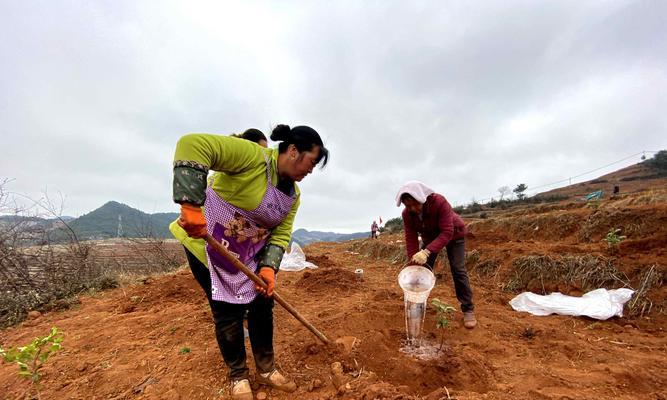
top-left (431, 298), bottom-right (456, 351)
top-left (0, 326), bottom-right (63, 397)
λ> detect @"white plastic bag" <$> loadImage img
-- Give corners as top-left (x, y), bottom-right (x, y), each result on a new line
top-left (279, 242), bottom-right (318, 272)
top-left (509, 288), bottom-right (635, 320)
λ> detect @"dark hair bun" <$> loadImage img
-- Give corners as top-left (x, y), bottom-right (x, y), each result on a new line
top-left (270, 124), bottom-right (291, 141)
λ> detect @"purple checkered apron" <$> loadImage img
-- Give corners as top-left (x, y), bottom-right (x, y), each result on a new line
top-left (204, 156), bottom-right (295, 304)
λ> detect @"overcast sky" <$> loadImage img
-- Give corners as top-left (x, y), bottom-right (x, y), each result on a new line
top-left (1, 0), bottom-right (665, 232)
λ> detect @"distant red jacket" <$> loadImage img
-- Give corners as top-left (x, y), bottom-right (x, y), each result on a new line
top-left (402, 193), bottom-right (466, 258)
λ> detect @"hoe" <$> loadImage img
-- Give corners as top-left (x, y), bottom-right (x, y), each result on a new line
top-left (205, 234), bottom-right (330, 344)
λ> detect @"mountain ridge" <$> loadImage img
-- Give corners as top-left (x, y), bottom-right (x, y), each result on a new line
top-left (65, 201), bottom-right (178, 239)
top-left (3, 202), bottom-right (369, 244)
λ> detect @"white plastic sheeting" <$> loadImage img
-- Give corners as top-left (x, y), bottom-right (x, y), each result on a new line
top-left (279, 242), bottom-right (318, 272)
top-left (509, 288), bottom-right (635, 320)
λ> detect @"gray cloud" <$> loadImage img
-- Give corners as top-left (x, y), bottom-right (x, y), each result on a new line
top-left (1, 0), bottom-right (665, 232)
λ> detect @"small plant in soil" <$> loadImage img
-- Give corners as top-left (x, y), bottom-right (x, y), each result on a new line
top-left (520, 326), bottom-right (539, 340)
top-left (603, 228), bottom-right (626, 248)
top-left (0, 327), bottom-right (63, 398)
top-left (179, 347), bottom-right (191, 354)
top-left (431, 298), bottom-right (456, 351)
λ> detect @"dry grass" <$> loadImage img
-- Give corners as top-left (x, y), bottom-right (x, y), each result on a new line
top-left (465, 250), bottom-right (481, 267)
top-left (504, 255), bottom-right (628, 294)
top-left (348, 240), bottom-right (407, 265)
top-left (626, 265), bottom-right (666, 317)
top-left (465, 250), bottom-right (500, 277)
top-left (612, 189), bottom-right (667, 207)
top-left (471, 258), bottom-right (501, 277)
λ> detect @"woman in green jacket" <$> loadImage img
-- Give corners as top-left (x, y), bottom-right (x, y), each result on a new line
top-left (171, 125), bottom-right (328, 400)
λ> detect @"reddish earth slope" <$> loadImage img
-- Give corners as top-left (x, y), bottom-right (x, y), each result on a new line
top-left (1, 191), bottom-right (665, 400)
top-left (537, 161), bottom-right (666, 199)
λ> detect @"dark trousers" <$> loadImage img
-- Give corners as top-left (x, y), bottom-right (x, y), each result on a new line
top-left (424, 239), bottom-right (474, 312)
top-left (185, 247), bottom-right (275, 380)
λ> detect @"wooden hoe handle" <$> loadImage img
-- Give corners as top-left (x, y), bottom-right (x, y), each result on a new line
top-left (204, 234), bottom-right (330, 344)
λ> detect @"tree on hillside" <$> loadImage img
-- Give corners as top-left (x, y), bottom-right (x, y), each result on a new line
top-left (644, 150), bottom-right (667, 174)
top-left (498, 186), bottom-right (511, 200)
top-left (382, 216), bottom-right (403, 233)
top-left (513, 183), bottom-right (528, 200)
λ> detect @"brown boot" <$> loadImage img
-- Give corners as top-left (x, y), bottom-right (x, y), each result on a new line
top-left (230, 379), bottom-right (253, 400)
top-left (257, 369), bottom-right (297, 392)
top-left (463, 311), bottom-right (477, 329)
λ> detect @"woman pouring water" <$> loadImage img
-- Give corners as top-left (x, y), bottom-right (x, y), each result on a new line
top-left (170, 125), bottom-right (329, 400)
top-left (396, 181), bottom-right (477, 329)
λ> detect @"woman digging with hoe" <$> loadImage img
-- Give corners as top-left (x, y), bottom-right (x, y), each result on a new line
top-left (170, 125), bottom-right (329, 400)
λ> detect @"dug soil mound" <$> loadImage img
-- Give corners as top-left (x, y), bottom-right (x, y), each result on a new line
top-left (297, 268), bottom-right (360, 293)
top-left (1, 190), bottom-right (666, 399)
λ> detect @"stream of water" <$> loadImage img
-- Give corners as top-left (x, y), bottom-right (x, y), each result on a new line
top-left (398, 266), bottom-right (438, 359)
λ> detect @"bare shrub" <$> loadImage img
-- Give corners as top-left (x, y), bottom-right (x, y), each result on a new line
top-left (0, 182), bottom-right (184, 328)
top-left (0, 239), bottom-right (108, 328)
top-left (124, 238), bottom-right (183, 274)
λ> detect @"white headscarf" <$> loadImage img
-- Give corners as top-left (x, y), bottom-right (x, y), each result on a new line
top-left (395, 181), bottom-right (435, 206)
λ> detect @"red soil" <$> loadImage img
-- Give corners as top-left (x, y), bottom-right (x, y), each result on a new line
top-left (1, 191), bottom-right (666, 400)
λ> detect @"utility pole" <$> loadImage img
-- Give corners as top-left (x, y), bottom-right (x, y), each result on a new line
top-left (117, 214), bottom-right (123, 238)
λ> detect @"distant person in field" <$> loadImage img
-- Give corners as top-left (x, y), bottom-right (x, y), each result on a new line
top-left (396, 181), bottom-right (477, 329)
top-left (171, 125), bottom-right (329, 400)
top-left (371, 220), bottom-right (379, 239)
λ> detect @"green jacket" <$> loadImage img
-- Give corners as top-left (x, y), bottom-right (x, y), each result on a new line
top-left (171, 134), bottom-right (300, 268)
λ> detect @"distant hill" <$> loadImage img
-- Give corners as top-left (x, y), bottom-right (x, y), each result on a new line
top-left (291, 228), bottom-right (369, 246)
top-left (537, 157), bottom-right (667, 199)
top-left (3, 201), bottom-right (368, 244)
top-left (27, 201), bottom-right (367, 244)
top-left (66, 201), bottom-right (178, 240)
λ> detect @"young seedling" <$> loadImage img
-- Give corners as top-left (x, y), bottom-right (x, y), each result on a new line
top-left (431, 298), bottom-right (456, 351)
top-left (603, 228), bottom-right (626, 246)
top-left (603, 228), bottom-right (626, 254)
top-left (179, 347), bottom-right (191, 354)
top-left (0, 327), bottom-right (63, 398)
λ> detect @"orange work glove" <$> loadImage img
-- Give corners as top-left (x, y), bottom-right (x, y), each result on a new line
top-left (255, 267), bottom-right (275, 297)
top-left (177, 203), bottom-right (207, 238)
